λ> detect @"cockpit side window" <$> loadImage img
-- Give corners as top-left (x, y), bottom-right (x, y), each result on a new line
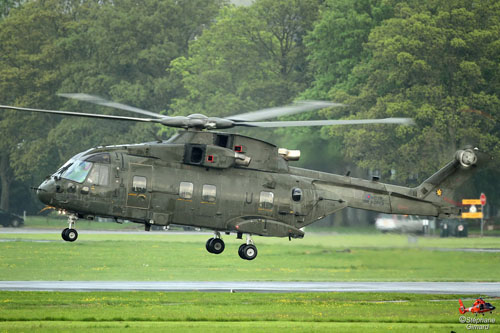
top-left (62, 161), bottom-right (93, 183)
top-left (87, 164), bottom-right (110, 186)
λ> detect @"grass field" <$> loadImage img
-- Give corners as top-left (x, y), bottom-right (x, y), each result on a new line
top-left (0, 291), bottom-right (498, 332)
top-left (1, 229), bottom-right (499, 332)
top-left (0, 231), bottom-right (499, 281)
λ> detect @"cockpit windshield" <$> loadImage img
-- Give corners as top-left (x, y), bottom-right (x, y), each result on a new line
top-left (62, 160), bottom-right (93, 183)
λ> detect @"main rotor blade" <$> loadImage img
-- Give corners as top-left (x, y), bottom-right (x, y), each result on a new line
top-left (237, 118), bottom-right (415, 127)
top-left (226, 101), bottom-right (344, 122)
top-left (58, 93), bottom-right (165, 119)
top-left (0, 105), bottom-right (160, 123)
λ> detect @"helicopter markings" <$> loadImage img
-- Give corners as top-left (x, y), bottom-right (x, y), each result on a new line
top-left (363, 193), bottom-right (384, 206)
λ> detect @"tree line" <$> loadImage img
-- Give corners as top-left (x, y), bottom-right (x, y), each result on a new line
top-left (0, 0), bottom-right (498, 216)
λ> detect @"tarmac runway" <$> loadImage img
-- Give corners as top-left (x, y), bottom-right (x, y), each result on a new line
top-left (1, 281), bottom-right (499, 295)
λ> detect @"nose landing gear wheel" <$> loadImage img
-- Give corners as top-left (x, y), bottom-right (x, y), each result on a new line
top-left (239, 244), bottom-right (258, 260)
top-left (62, 228), bottom-right (78, 242)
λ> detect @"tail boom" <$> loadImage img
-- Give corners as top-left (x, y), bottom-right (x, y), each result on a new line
top-left (459, 299), bottom-right (467, 314)
top-left (290, 148), bottom-right (491, 225)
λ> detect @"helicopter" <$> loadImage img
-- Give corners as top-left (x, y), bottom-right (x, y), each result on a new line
top-left (459, 298), bottom-right (496, 315)
top-left (0, 94), bottom-right (490, 260)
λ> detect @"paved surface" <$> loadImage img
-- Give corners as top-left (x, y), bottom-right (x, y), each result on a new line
top-left (1, 281), bottom-right (499, 295)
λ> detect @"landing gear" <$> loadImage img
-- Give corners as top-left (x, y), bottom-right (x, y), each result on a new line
top-left (61, 214), bottom-right (78, 242)
top-left (238, 234), bottom-right (258, 260)
top-left (206, 232), bottom-right (225, 254)
top-left (62, 228), bottom-right (78, 242)
top-left (239, 244), bottom-right (258, 260)
top-left (205, 232), bottom-right (258, 259)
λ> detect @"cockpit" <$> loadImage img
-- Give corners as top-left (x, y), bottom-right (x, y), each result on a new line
top-left (57, 152), bottom-right (111, 186)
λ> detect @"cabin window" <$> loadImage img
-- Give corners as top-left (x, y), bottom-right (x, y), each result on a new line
top-left (202, 184), bottom-right (217, 203)
top-left (179, 182), bottom-right (193, 199)
top-left (132, 176), bottom-right (147, 193)
top-left (87, 164), bottom-right (109, 186)
top-left (292, 188), bottom-right (303, 202)
top-left (259, 191), bottom-right (274, 210)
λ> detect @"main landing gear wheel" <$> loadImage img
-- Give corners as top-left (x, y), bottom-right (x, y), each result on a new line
top-left (206, 237), bottom-right (225, 254)
top-left (239, 244), bottom-right (258, 260)
top-left (62, 228), bottom-right (78, 242)
top-left (61, 228), bottom-right (69, 240)
top-left (238, 244), bottom-right (246, 258)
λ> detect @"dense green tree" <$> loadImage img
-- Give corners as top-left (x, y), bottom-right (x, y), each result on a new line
top-left (0, 0), bottom-right (72, 211)
top-left (60, 0), bottom-right (226, 111)
top-left (170, 0), bottom-right (321, 120)
top-left (0, 0), bottom-right (225, 212)
top-left (307, 0), bottom-right (500, 183)
top-left (0, 0), bottom-right (23, 19)
top-left (304, 0), bottom-right (395, 99)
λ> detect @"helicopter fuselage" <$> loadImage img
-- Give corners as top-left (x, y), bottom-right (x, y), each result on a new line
top-left (36, 130), bottom-right (486, 259)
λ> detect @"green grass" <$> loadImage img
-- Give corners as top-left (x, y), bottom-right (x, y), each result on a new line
top-left (0, 231), bottom-right (498, 332)
top-left (0, 233), bottom-right (499, 281)
top-left (0, 292), bottom-right (497, 332)
top-left (0, 321), bottom-right (473, 333)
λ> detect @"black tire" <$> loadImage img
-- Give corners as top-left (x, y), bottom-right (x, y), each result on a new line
top-left (238, 244), bottom-right (246, 259)
top-left (10, 219), bottom-right (20, 228)
top-left (65, 228), bottom-right (78, 242)
top-left (241, 244), bottom-right (258, 260)
top-left (210, 238), bottom-right (225, 254)
top-left (206, 238), bottom-right (215, 253)
top-left (61, 228), bottom-right (70, 241)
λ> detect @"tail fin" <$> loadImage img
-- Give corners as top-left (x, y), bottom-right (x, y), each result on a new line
top-left (459, 299), bottom-right (466, 314)
top-left (415, 148), bottom-right (492, 218)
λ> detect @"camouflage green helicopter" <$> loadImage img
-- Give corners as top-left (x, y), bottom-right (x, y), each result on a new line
top-left (0, 94), bottom-right (489, 260)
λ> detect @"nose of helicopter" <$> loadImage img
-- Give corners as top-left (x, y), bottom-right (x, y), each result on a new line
top-left (36, 178), bottom-right (55, 205)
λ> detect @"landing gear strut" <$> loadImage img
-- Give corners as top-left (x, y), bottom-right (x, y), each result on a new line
top-left (238, 234), bottom-right (258, 260)
top-left (206, 232), bottom-right (225, 254)
top-left (61, 214), bottom-right (78, 242)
